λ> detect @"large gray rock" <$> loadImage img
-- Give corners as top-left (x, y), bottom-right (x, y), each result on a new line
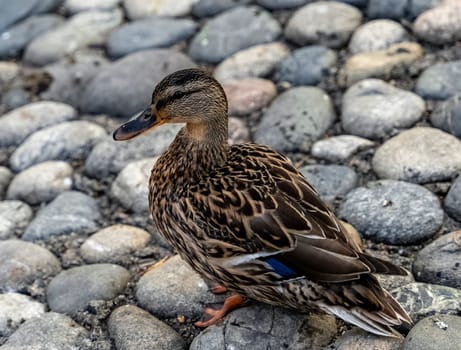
top-left (311, 135), bottom-right (375, 162)
top-left (0, 200), bottom-right (33, 239)
top-left (192, 0), bottom-right (252, 17)
top-left (331, 328), bottom-right (403, 350)
top-left (416, 60), bottom-right (461, 100)
top-left (444, 176), bottom-right (461, 222)
top-left (430, 94), bottom-right (461, 139)
top-left (123, 0), bottom-right (197, 19)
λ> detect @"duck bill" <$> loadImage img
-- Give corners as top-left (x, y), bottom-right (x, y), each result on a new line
top-left (113, 108), bottom-right (160, 141)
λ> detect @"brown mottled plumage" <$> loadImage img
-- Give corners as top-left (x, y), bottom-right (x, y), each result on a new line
top-left (113, 68), bottom-right (412, 337)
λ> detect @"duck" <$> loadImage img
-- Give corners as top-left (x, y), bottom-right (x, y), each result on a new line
top-left (113, 68), bottom-right (412, 337)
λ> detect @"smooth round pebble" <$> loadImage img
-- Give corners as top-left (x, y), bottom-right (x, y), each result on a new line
top-left (192, 0), bottom-right (251, 17)
top-left (108, 305), bottom-right (186, 350)
top-left (0, 166), bottom-right (13, 199)
top-left (415, 60), bottom-right (461, 100)
top-left (339, 180), bottom-right (444, 244)
top-left (7, 161), bottom-right (73, 205)
top-left (0, 240), bottom-right (61, 292)
top-left (367, 0), bottom-right (408, 19)
top-left (228, 117), bottom-right (250, 144)
top-left (254, 87), bottom-right (335, 153)
top-left (123, 0), bottom-right (197, 19)
top-left (331, 328), bottom-right (403, 350)
top-left (0, 0), bottom-right (61, 32)
top-left (444, 176), bottom-right (461, 222)
top-left (431, 94), bottom-right (461, 138)
top-left (0, 200), bottom-right (33, 239)
top-left (372, 127), bottom-right (461, 183)
top-left (80, 224), bottom-right (150, 264)
top-left (256, 0), bottom-right (309, 9)
top-left (342, 79), bottom-right (425, 139)
top-left (311, 135), bottom-right (375, 162)
top-left (47, 264), bottom-right (130, 314)
top-left (63, 0), bottom-right (120, 14)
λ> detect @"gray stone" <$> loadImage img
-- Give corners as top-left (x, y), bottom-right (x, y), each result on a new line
top-left (80, 49), bottom-right (195, 118)
top-left (0, 61), bottom-right (18, 88)
top-left (372, 127), bottom-right (461, 183)
top-left (10, 120), bottom-right (106, 172)
top-left (285, 1), bottom-right (362, 48)
top-left (23, 191), bottom-right (101, 240)
top-left (311, 135), bottom-right (375, 162)
top-left (445, 177), bottom-right (461, 222)
top-left (47, 264), bottom-right (130, 314)
top-left (85, 124), bottom-right (181, 178)
top-left (331, 328), bottom-right (403, 350)
top-left (0, 15), bottom-right (63, 59)
top-left (0, 293), bottom-right (45, 337)
top-left (254, 87), bottom-right (335, 153)
top-left (228, 117), bottom-right (250, 145)
top-left (1, 88), bottom-right (30, 111)
top-left (192, 0), bottom-right (251, 17)
top-left (367, 0), bottom-right (408, 19)
top-left (108, 305), bottom-right (186, 350)
top-left (189, 6), bottom-right (281, 64)
top-left (339, 180), bottom-right (444, 245)
top-left (63, 0), bottom-right (120, 14)
top-left (24, 9), bottom-right (122, 66)
top-left (0, 200), bottom-right (33, 239)
top-left (416, 60), bottom-right (461, 100)
top-left (342, 79), bottom-right (425, 139)
top-left (0, 167), bottom-right (13, 199)
top-left (0, 240), bottom-right (61, 292)
top-left (408, 0), bottom-right (442, 19)
top-left (255, 0), bottom-right (309, 9)
top-left (7, 161), bottom-right (73, 205)
top-left (403, 314), bottom-right (461, 350)
top-left (0, 101), bottom-right (77, 147)
top-left (274, 45), bottom-right (337, 86)
top-left (214, 42), bottom-right (290, 81)
top-left (190, 304), bottom-right (338, 350)
top-left (0, 312), bottom-right (88, 350)
top-left (431, 94), bottom-right (461, 138)
top-left (80, 224), bottom-right (150, 264)
top-left (136, 255), bottom-right (221, 319)
top-left (107, 17), bottom-right (198, 58)
top-left (300, 165), bottom-right (358, 203)
top-left (123, 0), bottom-right (197, 19)
top-left (336, 0), bottom-right (369, 7)
top-left (413, 231), bottom-right (461, 289)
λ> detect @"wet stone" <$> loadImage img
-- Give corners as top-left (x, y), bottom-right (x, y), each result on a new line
top-left (63, 0), bottom-right (120, 14)
top-left (254, 87), bottom-right (335, 153)
top-left (431, 94), bottom-right (461, 139)
top-left (9, 120), bottom-right (106, 172)
top-left (46, 264), bottom-right (130, 314)
top-left (415, 60), bottom-right (461, 100)
top-left (0, 240), bottom-right (61, 292)
top-left (0, 200), bottom-right (33, 239)
top-left (331, 328), bottom-right (403, 350)
top-left (372, 127), bottom-right (461, 183)
top-left (23, 191), bottom-right (101, 240)
top-left (80, 224), bottom-right (151, 264)
top-left (311, 135), bottom-right (375, 162)
top-left (192, 0), bottom-right (252, 17)
top-left (339, 180), bottom-right (444, 245)
top-left (123, 0), bottom-right (197, 19)
top-left (108, 305), bottom-right (186, 350)
top-left (342, 79), bottom-right (425, 139)
top-left (0, 166), bottom-right (13, 199)
top-left (444, 176), bottom-right (461, 222)
top-left (189, 6), bottom-right (281, 64)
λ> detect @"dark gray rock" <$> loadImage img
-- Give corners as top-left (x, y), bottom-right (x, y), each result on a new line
top-left (408, 0), bottom-right (442, 19)
top-left (80, 49), bottom-right (195, 118)
top-left (47, 264), bottom-right (130, 314)
top-left (339, 180), bottom-right (444, 245)
top-left (189, 6), bottom-right (281, 64)
top-left (445, 177), bottom-right (461, 222)
top-left (416, 60), bottom-right (461, 100)
top-left (274, 45), bottom-right (337, 86)
top-left (254, 87), bottom-right (335, 153)
top-left (413, 231), bottom-right (461, 289)
top-left (23, 191), bottom-right (101, 240)
top-left (311, 135), bottom-right (375, 162)
top-left (0, 166), bottom-right (13, 199)
top-left (255, 0), bottom-right (309, 9)
top-left (336, 0), bottom-right (369, 7)
top-left (431, 94), bottom-right (461, 139)
top-left (107, 17), bottom-right (198, 58)
top-left (367, 0), bottom-right (408, 19)
top-left (0, 200), bottom-right (33, 239)
top-left (108, 305), bottom-right (186, 350)
top-left (0, 240), bottom-right (61, 292)
top-left (193, 0), bottom-right (251, 17)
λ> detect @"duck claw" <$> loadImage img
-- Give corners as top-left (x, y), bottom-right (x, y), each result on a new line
top-left (194, 294), bottom-right (246, 328)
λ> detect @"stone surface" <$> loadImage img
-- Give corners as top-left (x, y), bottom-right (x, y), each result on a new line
top-left (0, 200), bottom-right (33, 239)
top-left (228, 117), bottom-right (250, 144)
top-left (1, 88), bottom-right (30, 111)
top-left (408, 0), bottom-right (443, 19)
top-left (123, 0), bottom-right (197, 19)
top-left (107, 17), bottom-right (198, 58)
top-left (189, 6), bottom-right (281, 64)
top-left (108, 305), bottom-right (186, 350)
top-left (431, 94), bottom-right (461, 138)
top-left (0, 61), bottom-right (19, 88)
top-left (285, 1), bottom-right (362, 48)
top-left (0, 166), bottom-right (13, 199)
top-left (0, 101), bottom-right (77, 147)
top-left (338, 42), bottom-right (423, 87)
top-left (7, 161), bottom-right (73, 205)
top-left (367, 0), bottom-right (408, 19)
top-left (0, 240), bottom-right (61, 292)
top-left (10, 120), bottom-right (106, 172)
top-left (274, 45), bottom-right (337, 86)
top-left (311, 135), bottom-right (375, 162)
top-left (254, 87), bottom-right (335, 153)
top-left (331, 328), bottom-right (403, 350)
top-left (192, 0), bottom-right (251, 17)
top-left (349, 19), bottom-right (408, 54)
top-left (64, 0), bottom-right (120, 14)
top-left (256, 0), bottom-right (309, 9)
top-left (445, 177), bottom-right (461, 222)
top-left (23, 191), bottom-right (101, 240)
top-left (214, 42), bottom-right (290, 81)
top-left (372, 127), bottom-right (461, 183)
top-left (416, 60), bottom-right (461, 100)
top-left (342, 79), bottom-right (425, 139)
top-left (80, 224), bottom-right (151, 264)
top-left (80, 49), bottom-right (195, 118)
top-left (46, 264), bottom-right (130, 314)
top-left (339, 180), bottom-right (444, 244)
top-left (413, 231), bottom-right (461, 289)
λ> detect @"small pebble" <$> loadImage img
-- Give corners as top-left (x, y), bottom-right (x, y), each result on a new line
top-left (431, 94), bottom-right (461, 138)
top-left (256, 0), bottom-right (309, 9)
top-left (444, 176), bottom-right (461, 222)
top-left (415, 60), bottom-right (461, 100)
top-left (192, 0), bottom-right (251, 17)
top-left (0, 166), bottom-right (13, 199)
top-left (123, 0), bottom-right (197, 19)
top-left (367, 0), bottom-right (408, 19)
top-left (331, 328), bottom-right (403, 350)
top-left (63, 0), bottom-right (120, 14)
top-left (0, 200), bottom-right (33, 239)
top-left (311, 135), bottom-right (375, 162)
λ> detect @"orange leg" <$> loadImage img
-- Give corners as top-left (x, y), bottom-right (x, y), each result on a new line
top-left (194, 294), bottom-right (247, 327)
top-left (210, 284), bottom-right (228, 294)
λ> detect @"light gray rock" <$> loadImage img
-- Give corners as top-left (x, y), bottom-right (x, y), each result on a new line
top-left (331, 328), bottom-right (403, 350)
top-left (123, 0), bottom-right (197, 19)
top-left (228, 117), bottom-right (250, 144)
top-left (431, 94), bottom-right (461, 139)
top-left (10, 120), bottom-right (106, 172)
top-left (192, 0), bottom-right (251, 17)
top-left (0, 101), bottom-right (77, 147)
top-left (415, 60), bottom-right (461, 100)
top-left (108, 305), bottom-right (186, 350)
top-left (372, 127), bottom-right (461, 183)
top-left (311, 135), bottom-right (375, 162)
top-left (254, 87), bottom-right (335, 153)
top-left (63, 0), bottom-right (120, 14)
top-left (445, 176), bottom-right (461, 222)
top-left (0, 200), bottom-right (33, 239)
top-left (0, 167), bottom-right (13, 199)
top-left (0, 61), bottom-right (19, 88)
top-left (0, 240), bottom-right (61, 292)
top-left (342, 79), bottom-right (425, 139)
top-left (23, 191), bottom-right (101, 240)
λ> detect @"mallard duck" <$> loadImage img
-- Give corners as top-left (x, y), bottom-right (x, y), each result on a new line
top-left (113, 68), bottom-right (412, 337)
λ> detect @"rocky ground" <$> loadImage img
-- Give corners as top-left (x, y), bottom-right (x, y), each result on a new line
top-left (1, 0), bottom-right (461, 349)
